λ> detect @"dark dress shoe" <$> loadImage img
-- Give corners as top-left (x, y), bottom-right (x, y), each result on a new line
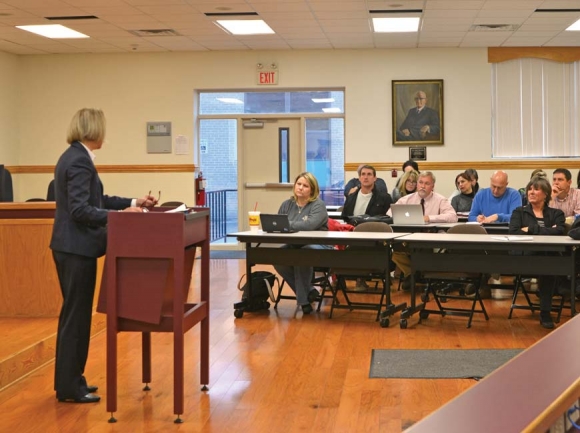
top-left (307, 289), bottom-right (320, 304)
top-left (58, 393), bottom-right (101, 403)
top-left (540, 312), bottom-right (555, 329)
top-left (86, 385), bottom-right (98, 393)
top-left (301, 304), bottom-right (313, 315)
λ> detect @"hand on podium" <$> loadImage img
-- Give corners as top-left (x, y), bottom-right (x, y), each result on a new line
top-left (136, 191), bottom-right (160, 210)
top-left (121, 206), bottom-right (146, 213)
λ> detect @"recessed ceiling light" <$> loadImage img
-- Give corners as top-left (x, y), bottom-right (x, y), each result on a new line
top-left (215, 20), bottom-right (274, 35)
top-left (566, 18), bottom-right (580, 31)
top-left (322, 107), bottom-right (342, 113)
top-left (372, 17), bottom-right (420, 33)
top-left (16, 24), bottom-right (89, 39)
top-left (312, 98), bottom-right (335, 103)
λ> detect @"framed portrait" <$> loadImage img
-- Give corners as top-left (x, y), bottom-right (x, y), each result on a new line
top-left (392, 79), bottom-right (444, 145)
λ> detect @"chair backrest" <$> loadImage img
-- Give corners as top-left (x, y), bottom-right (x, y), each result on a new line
top-left (447, 224), bottom-right (487, 235)
top-left (161, 201), bottom-right (185, 207)
top-left (46, 179), bottom-right (55, 201)
top-left (0, 165), bottom-right (13, 202)
top-left (353, 221), bottom-right (393, 233)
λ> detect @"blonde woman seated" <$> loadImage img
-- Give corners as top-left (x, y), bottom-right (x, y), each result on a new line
top-left (273, 172), bottom-right (330, 315)
top-left (391, 169), bottom-right (419, 203)
top-left (509, 177), bottom-right (566, 329)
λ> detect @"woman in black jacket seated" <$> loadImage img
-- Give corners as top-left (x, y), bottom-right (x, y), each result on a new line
top-left (509, 177), bottom-right (566, 329)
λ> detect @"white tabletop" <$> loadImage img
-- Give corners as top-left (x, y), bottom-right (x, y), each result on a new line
top-left (229, 230), bottom-right (407, 241)
top-left (401, 232), bottom-right (580, 245)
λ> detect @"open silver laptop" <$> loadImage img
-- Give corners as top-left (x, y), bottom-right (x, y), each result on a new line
top-left (260, 214), bottom-right (298, 233)
top-left (391, 204), bottom-right (426, 225)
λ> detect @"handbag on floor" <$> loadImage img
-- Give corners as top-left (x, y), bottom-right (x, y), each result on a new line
top-left (237, 271), bottom-right (279, 308)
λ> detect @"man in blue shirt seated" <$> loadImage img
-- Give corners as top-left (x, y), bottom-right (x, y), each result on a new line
top-left (468, 170), bottom-right (521, 223)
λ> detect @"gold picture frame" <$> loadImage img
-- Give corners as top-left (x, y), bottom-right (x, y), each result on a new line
top-left (392, 79), bottom-right (444, 145)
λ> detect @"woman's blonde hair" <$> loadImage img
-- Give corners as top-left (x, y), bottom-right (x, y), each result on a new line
top-left (293, 172), bottom-right (320, 203)
top-left (66, 108), bottom-right (106, 144)
top-left (397, 169), bottom-right (419, 197)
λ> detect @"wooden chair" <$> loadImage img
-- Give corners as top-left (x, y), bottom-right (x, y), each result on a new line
top-left (419, 224), bottom-right (490, 328)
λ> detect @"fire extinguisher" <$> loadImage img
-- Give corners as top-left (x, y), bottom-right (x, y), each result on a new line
top-left (196, 171), bottom-right (206, 206)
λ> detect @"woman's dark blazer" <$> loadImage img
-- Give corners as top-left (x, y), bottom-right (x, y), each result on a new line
top-left (509, 204), bottom-right (566, 236)
top-left (50, 141), bottom-right (131, 258)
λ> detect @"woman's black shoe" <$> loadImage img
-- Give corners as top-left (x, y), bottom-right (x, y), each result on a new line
top-left (307, 289), bottom-right (320, 304)
top-left (302, 304), bottom-right (313, 315)
top-left (540, 312), bottom-right (554, 329)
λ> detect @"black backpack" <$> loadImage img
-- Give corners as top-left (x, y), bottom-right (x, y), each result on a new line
top-left (237, 271), bottom-right (278, 308)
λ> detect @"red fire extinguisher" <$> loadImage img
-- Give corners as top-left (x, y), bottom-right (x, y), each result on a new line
top-left (196, 171), bottom-right (206, 206)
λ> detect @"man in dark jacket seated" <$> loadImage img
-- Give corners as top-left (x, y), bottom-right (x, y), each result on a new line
top-left (341, 165), bottom-right (392, 222)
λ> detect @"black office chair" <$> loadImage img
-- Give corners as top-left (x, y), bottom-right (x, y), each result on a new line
top-left (419, 224), bottom-right (490, 328)
top-left (46, 179), bottom-right (55, 201)
top-left (161, 201), bottom-right (185, 207)
top-left (0, 165), bottom-right (13, 202)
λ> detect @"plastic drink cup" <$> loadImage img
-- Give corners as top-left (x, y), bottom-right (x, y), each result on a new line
top-left (249, 211), bottom-right (260, 232)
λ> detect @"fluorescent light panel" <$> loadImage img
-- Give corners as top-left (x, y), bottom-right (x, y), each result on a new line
top-left (16, 24), bottom-right (89, 39)
top-left (216, 20), bottom-right (274, 35)
top-left (312, 98), bottom-right (335, 103)
top-left (322, 107), bottom-right (342, 113)
top-left (372, 17), bottom-right (420, 33)
top-left (566, 18), bottom-right (580, 31)
top-left (217, 98), bottom-right (243, 104)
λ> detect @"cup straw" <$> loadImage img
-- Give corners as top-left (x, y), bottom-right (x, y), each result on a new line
top-left (254, 202), bottom-right (258, 211)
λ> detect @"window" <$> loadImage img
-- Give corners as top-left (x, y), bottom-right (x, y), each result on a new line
top-left (199, 90), bottom-right (344, 115)
top-left (491, 58), bottom-right (580, 158)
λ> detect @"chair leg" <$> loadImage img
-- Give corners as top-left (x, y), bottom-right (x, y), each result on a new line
top-left (274, 279), bottom-right (286, 309)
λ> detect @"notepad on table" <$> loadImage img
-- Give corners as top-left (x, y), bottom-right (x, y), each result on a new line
top-left (491, 236), bottom-right (533, 241)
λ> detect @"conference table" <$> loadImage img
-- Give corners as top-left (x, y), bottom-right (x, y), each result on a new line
top-left (398, 232), bottom-right (580, 328)
top-left (229, 230), bottom-right (409, 324)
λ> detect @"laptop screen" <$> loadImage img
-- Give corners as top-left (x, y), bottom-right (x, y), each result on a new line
top-left (391, 204), bottom-right (426, 225)
top-left (259, 214), bottom-right (297, 233)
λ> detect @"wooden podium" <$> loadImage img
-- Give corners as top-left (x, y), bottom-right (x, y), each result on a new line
top-left (97, 208), bottom-right (210, 423)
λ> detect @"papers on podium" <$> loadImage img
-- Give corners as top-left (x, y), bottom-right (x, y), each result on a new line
top-left (165, 203), bottom-right (188, 213)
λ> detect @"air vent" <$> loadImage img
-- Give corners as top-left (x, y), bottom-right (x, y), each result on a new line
top-left (469, 24), bottom-right (519, 32)
top-left (129, 29), bottom-right (182, 37)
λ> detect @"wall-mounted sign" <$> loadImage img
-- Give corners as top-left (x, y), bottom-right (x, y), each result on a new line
top-left (257, 69), bottom-right (278, 85)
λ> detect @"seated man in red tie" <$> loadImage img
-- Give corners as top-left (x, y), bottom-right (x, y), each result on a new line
top-left (387, 171), bottom-right (458, 290)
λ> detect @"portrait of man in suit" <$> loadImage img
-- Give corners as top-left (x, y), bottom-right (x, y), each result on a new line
top-left (393, 80), bottom-right (444, 145)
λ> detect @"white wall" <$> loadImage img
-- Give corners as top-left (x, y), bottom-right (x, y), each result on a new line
top-left (0, 51), bottom-right (20, 165)
top-left (9, 48), bottom-right (499, 200)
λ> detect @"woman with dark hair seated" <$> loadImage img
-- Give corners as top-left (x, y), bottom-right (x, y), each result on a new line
top-left (451, 171), bottom-right (476, 213)
top-left (509, 177), bottom-right (566, 329)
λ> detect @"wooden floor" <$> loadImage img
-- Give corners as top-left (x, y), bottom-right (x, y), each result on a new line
top-left (0, 259), bottom-right (568, 432)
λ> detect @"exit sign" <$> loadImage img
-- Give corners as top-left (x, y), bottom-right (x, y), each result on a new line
top-left (257, 69), bottom-right (278, 85)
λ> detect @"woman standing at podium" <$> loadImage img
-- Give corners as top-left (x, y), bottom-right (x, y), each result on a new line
top-left (274, 172), bottom-right (329, 315)
top-left (50, 108), bottom-right (156, 403)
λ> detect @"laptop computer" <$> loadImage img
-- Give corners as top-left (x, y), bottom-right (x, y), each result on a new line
top-left (259, 213), bottom-right (298, 233)
top-left (391, 204), bottom-right (426, 225)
